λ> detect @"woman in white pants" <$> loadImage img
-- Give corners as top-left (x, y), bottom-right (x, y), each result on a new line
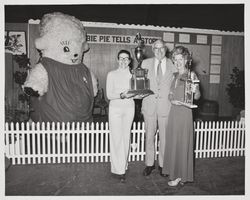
top-left (106, 50), bottom-right (135, 183)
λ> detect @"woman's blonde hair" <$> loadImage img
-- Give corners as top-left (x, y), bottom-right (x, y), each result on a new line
top-left (171, 46), bottom-right (192, 64)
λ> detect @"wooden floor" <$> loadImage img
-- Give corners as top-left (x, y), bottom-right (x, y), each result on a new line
top-left (5, 156), bottom-right (245, 196)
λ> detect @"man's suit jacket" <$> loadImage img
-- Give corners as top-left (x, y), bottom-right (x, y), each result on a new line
top-left (141, 57), bottom-right (176, 117)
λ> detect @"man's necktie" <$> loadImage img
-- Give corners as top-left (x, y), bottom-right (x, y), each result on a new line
top-left (157, 60), bottom-right (162, 83)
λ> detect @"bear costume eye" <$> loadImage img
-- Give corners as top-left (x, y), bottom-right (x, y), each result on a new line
top-left (63, 46), bottom-right (70, 52)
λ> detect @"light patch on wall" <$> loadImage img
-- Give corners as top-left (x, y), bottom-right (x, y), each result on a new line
top-left (166, 43), bottom-right (174, 51)
top-left (179, 34), bottom-right (190, 43)
top-left (163, 32), bottom-right (175, 42)
top-left (211, 45), bottom-right (222, 54)
top-left (197, 35), bottom-right (207, 44)
top-left (211, 55), bottom-right (221, 64)
top-left (212, 35), bottom-right (222, 45)
top-left (210, 65), bottom-right (221, 74)
top-left (210, 74), bottom-right (220, 83)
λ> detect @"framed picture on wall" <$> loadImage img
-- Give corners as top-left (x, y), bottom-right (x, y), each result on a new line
top-left (5, 31), bottom-right (27, 55)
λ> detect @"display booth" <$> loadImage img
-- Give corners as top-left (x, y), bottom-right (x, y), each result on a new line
top-left (27, 19), bottom-right (244, 117)
top-left (4, 19), bottom-right (245, 168)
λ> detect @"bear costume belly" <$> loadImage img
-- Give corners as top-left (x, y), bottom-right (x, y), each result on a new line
top-left (30, 57), bottom-right (94, 123)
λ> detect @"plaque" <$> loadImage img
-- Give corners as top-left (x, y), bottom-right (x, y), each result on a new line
top-left (127, 33), bottom-right (154, 97)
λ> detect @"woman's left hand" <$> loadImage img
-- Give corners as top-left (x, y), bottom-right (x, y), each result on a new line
top-left (120, 90), bottom-right (135, 99)
top-left (171, 100), bottom-right (182, 105)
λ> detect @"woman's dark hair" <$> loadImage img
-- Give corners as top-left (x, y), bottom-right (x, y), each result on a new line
top-left (117, 49), bottom-right (132, 60)
top-left (117, 49), bottom-right (133, 72)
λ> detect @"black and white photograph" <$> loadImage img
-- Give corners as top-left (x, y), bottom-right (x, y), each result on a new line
top-left (1, 1), bottom-right (247, 199)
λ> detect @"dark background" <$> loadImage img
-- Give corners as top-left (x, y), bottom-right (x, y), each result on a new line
top-left (5, 4), bottom-right (244, 32)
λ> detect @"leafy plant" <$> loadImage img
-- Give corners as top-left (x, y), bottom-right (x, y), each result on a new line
top-left (226, 67), bottom-right (245, 109)
top-left (5, 55), bottom-right (31, 123)
top-left (13, 55), bottom-right (31, 84)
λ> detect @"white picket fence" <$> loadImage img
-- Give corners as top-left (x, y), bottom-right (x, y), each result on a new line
top-left (4, 121), bottom-right (245, 165)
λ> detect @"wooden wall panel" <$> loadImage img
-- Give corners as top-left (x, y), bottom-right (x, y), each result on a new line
top-left (198, 75), bottom-right (210, 100)
top-left (84, 44), bottom-right (116, 99)
top-left (209, 84), bottom-right (220, 101)
top-left (5, 53), bottom-right (14, 106)
top-left (219, 35), bottom-right (244, 116)
top-left (5, 23), bottom-right (28, 32)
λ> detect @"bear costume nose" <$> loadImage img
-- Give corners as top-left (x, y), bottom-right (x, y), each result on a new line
top-left (74, 54), bottom-right (78, 57)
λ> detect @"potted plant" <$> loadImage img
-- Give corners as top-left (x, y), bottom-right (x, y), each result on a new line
top-left (226, 66), bottom-right (245, 119)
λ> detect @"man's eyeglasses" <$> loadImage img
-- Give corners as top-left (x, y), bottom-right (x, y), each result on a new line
top-left (119, 57), bottom-right (130, 61)
top-left (153, 47), bottom-right (165, 51)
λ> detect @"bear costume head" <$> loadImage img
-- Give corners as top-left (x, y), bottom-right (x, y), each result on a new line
top-left (35, 12), bottom-right (89, 65)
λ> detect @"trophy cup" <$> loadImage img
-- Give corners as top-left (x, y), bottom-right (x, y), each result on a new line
top-left (177, 53), bottom-right (199, 108)
top-left (127, 33), bottom-right (154, 97)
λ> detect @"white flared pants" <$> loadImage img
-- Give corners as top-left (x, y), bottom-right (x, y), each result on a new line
top-left (109, 100), bottom-right (135, 175)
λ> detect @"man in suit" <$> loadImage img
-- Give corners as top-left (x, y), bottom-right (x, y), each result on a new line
top-left (141, 39), bottom-right (176, 176)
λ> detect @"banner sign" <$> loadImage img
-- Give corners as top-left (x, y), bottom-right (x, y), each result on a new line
top-left (86, 34), bottom-right (160, 45)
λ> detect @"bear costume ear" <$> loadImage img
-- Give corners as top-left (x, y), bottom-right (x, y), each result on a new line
top-left (83, 42), bottom-right (89, 53)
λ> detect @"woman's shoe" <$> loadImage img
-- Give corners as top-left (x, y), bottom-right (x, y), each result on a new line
top-left (120, 174), bottom-right (126, 183)
top-left (168, 178), bottom-right (182, 186)
top-left (111, 173), bottom-right (126, 182)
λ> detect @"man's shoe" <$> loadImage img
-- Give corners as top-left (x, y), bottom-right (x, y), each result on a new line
top-left (143, 165), bottom-right (155, 176)
top-left (158, 166), bottom-right (168, 177)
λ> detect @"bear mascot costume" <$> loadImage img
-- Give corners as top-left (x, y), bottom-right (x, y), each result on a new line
top-left (23, 12), bottom-right (97, 123)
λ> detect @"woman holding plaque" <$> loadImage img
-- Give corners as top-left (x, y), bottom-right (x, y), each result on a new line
top-left (162, 46), bottom-right (200, 186)
top-left (106, 49), bottom-right (135, 183)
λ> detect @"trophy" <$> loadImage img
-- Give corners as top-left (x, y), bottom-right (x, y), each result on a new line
top-left (177, 53), bottom-right (199, 108)
top-left (127, 33), bottom-right (154, 97)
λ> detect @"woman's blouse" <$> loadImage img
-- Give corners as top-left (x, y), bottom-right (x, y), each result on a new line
top-left (106, 67), bottom-right (134, 106)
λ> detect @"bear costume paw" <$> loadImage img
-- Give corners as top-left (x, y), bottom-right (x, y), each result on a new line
top-left (23, 63), bottom-right (48, 96)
